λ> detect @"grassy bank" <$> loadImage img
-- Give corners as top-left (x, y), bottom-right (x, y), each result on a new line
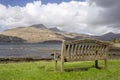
top-left (0, 60), bottom-right (120, 80)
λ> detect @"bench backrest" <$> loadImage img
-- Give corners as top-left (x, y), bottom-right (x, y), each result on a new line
top-left (61, 39), bottom-right (109, 62)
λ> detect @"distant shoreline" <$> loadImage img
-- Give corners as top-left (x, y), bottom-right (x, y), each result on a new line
top-left (0, 53), bottom-right (120, 62)
top-left (0, 41), bottom-right (62, 45)
top-left (0, 42), bottom-right (119, 62)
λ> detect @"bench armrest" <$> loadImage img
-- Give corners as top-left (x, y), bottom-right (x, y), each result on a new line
top-left (51, 51), bottom-right (61, 59)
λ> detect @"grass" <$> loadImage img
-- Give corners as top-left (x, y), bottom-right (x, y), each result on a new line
top-left (0, 60), bottom-right (120, 80)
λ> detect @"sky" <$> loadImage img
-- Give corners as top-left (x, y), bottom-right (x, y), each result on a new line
top-left (0, 0), bottom-right (85, 6)
top-left (0, 0), bottom-right (120, 35)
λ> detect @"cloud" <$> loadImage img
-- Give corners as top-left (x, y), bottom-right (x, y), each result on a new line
top-left (0, 0), bottom-right (120, 35)
top-left (87, 0), bottom-right (120, 34)
top-left (0, 1), bottom-right (88, 32)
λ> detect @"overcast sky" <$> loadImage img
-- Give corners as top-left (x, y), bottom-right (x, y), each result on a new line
top-left (0, 0), bottom-right (120, 35)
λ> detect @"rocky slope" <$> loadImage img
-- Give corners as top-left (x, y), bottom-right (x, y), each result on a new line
top-left (0, 34), bottom-right (26, 43)
top-left (0, 24), bottom-right (120, 43)
top-left (0, 24), bottom-right (90, 43)
top-left (93, 32), bottom-right (120, 41)
top-left (49, 27), bottom-right (61, 32)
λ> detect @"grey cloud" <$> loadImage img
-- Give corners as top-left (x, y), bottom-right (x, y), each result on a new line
top-left (89, 0), bottom-right (119, 8)
top-left (0, 0), bottom-right (120, 35)
top-left (88, 0), bottom-right (120, 30)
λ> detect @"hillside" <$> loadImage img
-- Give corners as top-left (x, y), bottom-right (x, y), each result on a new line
top-left (113, 38), bottom-right (120, 43)
top-left (30, 24), bottom-right (47, 29)
top-left (0, 24), bottom-right (120, 43)
top-left (49, 27), bottom-right (61, 32)
top-left (93, 32), bottom-right (120, 41)
top-left (0, 24), bottom-right (90, 43)
top-left (0, 34), bottom-right (26, 43)
top-left (0, 27), bottom-right (62, 43)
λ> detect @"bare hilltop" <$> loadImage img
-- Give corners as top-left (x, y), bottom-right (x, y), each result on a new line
top-left (0, 24), bottom-right (90, 43)
top-left (0, 24), bottom-right (120, 43)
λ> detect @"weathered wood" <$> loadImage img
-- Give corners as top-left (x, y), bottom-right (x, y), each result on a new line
top-left (66, 44), bottom-right (70, 60)
top-left (104, 58), bottom-right (108, 69)
top-left (78, 44), bottom-right (81, 59)
top-left (54, 39), bottom-right (109, 72)
top-left (54, 51), bottom-right (57, 72)
top-left (70, 44), bottom-right (74, 61)
top-left (74, 44), bottom-right (78, 60)
top-left (95, 60), bottom-right (98, 68)
top-left (61, 40), bottom-right (65, 72)
top-left (104, 47), bottom-right (109, 69)
top-left (65, 39), bottom-right (109, 46)
top-left (81, 44), bottom-right (84, 60)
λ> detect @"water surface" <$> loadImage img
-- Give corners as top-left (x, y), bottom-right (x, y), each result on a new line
top-left (0, 43), bottom-right (61, 59)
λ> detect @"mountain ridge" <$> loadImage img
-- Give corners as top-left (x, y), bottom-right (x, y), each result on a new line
top-left (49, 27), bottom-right (61, 32)
top-left (0, 24), bottom-right (89, 43)
top-left (93, 32), bottom-right (120, 41)
top-left (0, 24), bottom-right (120, 43)
top-left (30, 24), bottom-right (47, 29)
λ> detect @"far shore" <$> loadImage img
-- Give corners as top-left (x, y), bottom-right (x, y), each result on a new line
top-left (0, 42), bottom-right (119, 62)
top-left (0, 52), bottom-right (120, 62)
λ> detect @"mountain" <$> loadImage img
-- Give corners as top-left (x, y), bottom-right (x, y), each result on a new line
top-left (0, 24), bottom-right (90, 43)
top-left (0, 27), bottom-right (62, 43)
top-left (93, 32), bottom-right (120, 41)
top-left (49, 27), bottom-right (61, 32)
top-left (0, 34), bottom-right (26, 43)
top-left (1, 24), bottom-right (119, 43)
top-left (30, 24), bottom-right (47, 29)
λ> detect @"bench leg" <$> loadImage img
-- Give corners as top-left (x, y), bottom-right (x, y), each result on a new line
top-left (54, 59), bottom-right (57, 72)
top-left (95, 60), bottom-right (98, 68)
top-left (61, 60), bottom-right (64, 72)
top-left (104, 58), bottom-right (108, 69)
top-left (54, 51), bottom-right (57, 72)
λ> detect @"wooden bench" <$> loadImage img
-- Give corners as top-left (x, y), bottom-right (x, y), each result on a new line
top-left (54, 39), bottom-right (109, 72)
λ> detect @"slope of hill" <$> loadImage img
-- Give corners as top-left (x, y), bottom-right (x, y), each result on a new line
top-left (49, 27), bottom-right (61, 32)
top-left (0, 27), bottom-right (62, 43)
top-left (30, 24), bottom-right (47, 29)
top-left (113, 38), bottom-right (120, 43)
top-left (0, 25), bottom-right (90, 43)
top-left (0, 34), bottom-right (26, 43)
top-left (1, 24), bottom-right (119, 43)
top-left (93, 32), bottom-right (120, 41)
